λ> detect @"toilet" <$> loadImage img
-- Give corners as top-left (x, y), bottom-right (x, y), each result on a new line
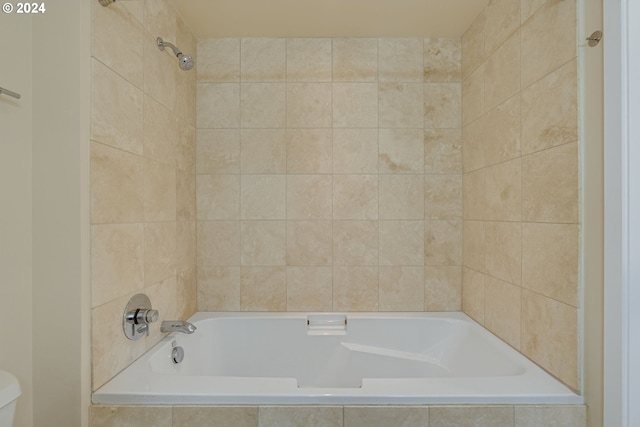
top-left (0, 370), bottom-right (20, 427)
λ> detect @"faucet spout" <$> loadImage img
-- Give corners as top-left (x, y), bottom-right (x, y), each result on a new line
top-left (160, 320), bottom-right (197, 334)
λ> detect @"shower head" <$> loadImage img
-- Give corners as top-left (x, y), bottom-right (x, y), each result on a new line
top-left (98, 0), bottom-right (115, 6)
top-left (156, 37), bottom-right (195, 71)
top-left (178, 54), bottom-right (195, 71)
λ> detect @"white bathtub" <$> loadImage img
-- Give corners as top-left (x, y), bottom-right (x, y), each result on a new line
top-left (92, 312), bottom-right (582, 405)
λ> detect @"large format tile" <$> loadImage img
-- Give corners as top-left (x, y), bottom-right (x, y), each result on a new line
top-left (91, 59), bottom-right (143, 154)
top-left (379, 266), bottom-right (425, 311)
top-left (522, 222), bottom-right (579, 307)
top-left (333, 266), bottom-right (379, 311)
top-left (333, 220), bottom-right (379, 266)
top-left (287, 38), bottom-right (332, 82)
top-left (522, 142), bottom-right (578, 223)
top-left (484, 30), bottom-right (520, 112)
top-left (430, 406), bottom-right (514, 427)
top-left (90, 141), bottom-right (144, 224)
top-left (484, 158), bottom-right (522, 222)
top-left (424, 129), bottom-right (462, 174)
top-left (521, 0), bottom-right (576, 89)
top-left (424, 83), bottom-right (461, 129)
top-left (240, 38), bottom-right (286, 82)
top-left (425, 266), bottom-right (462, 311)
top-left (485, 276), bottom-right (522, 349)
top-left (196, 38), bottom-right (240, 83)
top-left (197, 83), bottom-right (240, 129)
top-left (462, 267), bottom-right (486, 324)
top-left (515, 405), bottom-right (586, 427)
top-left (344, 406), bottom-right (429, 427)
top-left (91, 224), bottom-right (144, 308)
top-left (332, 38), bottom-right (378, 82)
top-left (485, 221), bottom-right (522, 285)
top-left (522, 290), bottom-right (578, 390)
top-left (196, 175), bottom-right (240, 220)
top-left (287, 175), bottom-right (333, 220)
top-left (196, 129), bottom-right (240, 174)
top-left (379, 221), bottom-right (424, 266)
top-left (379, 175), bottom-right (424, 220)
top-left (379, 129), bottom-right (424, 174)
top-left (378, 83), bottom-right (424, 128)
top-left (378, 38), bottom-right (423, 82)
top-left (424, 38), bottom-right (461, 83)
top-left (240, 267), bottom-right (286, 311)
top-left (90, 405), bottom-right (171, 427)
top-left (240, 83), bottom-right (286, 128)
top-left (259, 407), bottom-right (342, 427)
top-left (521, 59), bottom-right (578, 155)
top-left (286, 221), bottom-right (332, 266)
top-left (240, 221), bottom-right (286, 266)
top-left (333, 129), bottom-right (379, 173)
top-left (462, 10), bottom-right (485, 80)
top-left (240, 129), bottom-right (285, 174)
top-left (286, 267), bottom-right (333, 311)
top-left (92, 1), bottom-right (143, 87)
top-left (333, 175), bottom-right (378, 220)
top-left (240, 175), bottom-right (286, 220)
top-left (197, 266), bottom-right (240, 311)
top-left (424, 220), bottom-right (462, 266)
top-left (333, 83), bottom-right (379, 128)
top-left (484, 0), bottom-right (520, 56)
top-left (286, 129), bottom-right (332, 174)
top-left (173, 406), bottom-right (258, 427)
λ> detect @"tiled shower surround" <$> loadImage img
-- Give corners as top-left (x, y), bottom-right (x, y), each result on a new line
top-left (195, 37), bottom-right (464, 313)
top-left (90, 0), bottom-right (197, 390)
top-left (90, 0), bottom-right (584, 425)
top-left (460, 0), bottom-right (579, 390)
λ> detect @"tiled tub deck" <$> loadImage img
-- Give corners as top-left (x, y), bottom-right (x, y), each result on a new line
top-left (90, 404), bottom-right (587, 427)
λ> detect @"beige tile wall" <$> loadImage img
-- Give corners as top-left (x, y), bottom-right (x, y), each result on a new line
top-left (90, 404), bottom-right (587, 427)
top-left (195, 37), bottom-right (463, 312)
top-left (90, 0), bottom-right (197, 390)
top-left (461, 0), bottom-right (579, 390)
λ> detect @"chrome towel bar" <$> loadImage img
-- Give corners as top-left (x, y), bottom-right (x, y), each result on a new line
top-left (0, 86), bottom-right (21, 99)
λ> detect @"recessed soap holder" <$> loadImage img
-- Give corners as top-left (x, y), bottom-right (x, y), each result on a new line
top-left (123, 293), bottom-right (159, 340)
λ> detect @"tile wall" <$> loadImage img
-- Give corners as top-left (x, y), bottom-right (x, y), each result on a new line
top-left (90, 0), bottom-right (197, 390)
top-left (195, 37), bottom-right (463, 312)
top-left (90, 404), bottom-right (587, 427)
top-left (460, 0), bottom-right (579, 390)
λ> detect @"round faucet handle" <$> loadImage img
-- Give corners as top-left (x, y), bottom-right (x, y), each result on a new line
top-left (144, 309), bottom-right (159, 323)
top-left (134, 308), bottom-right (159, 324)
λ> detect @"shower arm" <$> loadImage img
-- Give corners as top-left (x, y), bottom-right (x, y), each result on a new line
top-left (157, 38), bottom-right (183, 57)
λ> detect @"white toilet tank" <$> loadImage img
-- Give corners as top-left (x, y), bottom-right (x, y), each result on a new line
top-left (0, 370), bottom-right (20, 427)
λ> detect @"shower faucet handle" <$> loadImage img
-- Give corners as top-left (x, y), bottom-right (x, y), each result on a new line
top-left (133, 308), bottom-right (159, 325)
top-left (123, 294), bottom-right (159, 340)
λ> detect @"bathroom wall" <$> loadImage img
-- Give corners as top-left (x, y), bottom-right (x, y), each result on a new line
top-left (460, 0), bottom-right (579, 390)
top-left (195, 37), bottom-right (463, 312)
top-left (32, 2), bottom-right (92, 425)
top-left (0, 13), bottom-right (33, 427)
top-left (89, 0), bottom-right (197, 390)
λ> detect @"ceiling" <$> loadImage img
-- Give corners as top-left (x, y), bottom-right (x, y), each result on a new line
top-left (171, 0), bottom-right (488, 39)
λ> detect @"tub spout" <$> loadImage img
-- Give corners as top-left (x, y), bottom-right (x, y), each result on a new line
top-left (161, 320), bottom-right (197, 334)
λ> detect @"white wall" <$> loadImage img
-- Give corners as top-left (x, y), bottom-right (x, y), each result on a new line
top-left (603, 0), bottom-right (640, 426)
top-left (0, 2), bottom-right (91, 426)
top-left (32, 2), bottom-right (91, 426)
top-left (0, 12), bottom-right (34, 427)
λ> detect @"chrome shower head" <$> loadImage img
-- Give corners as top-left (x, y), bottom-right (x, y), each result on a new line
top-left (98, 0), bottom-right (115, 6)
top-left (178, 54), bottom-right (195, 71)
top-left (157, 37), bottom-right (195, 71)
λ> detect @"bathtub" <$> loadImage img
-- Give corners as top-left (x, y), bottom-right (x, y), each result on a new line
top-left (92, 312), bottom-right (582, 405)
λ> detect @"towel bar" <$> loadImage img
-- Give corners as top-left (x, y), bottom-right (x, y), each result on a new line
top-left (0, 86), bottom-right (21, 99)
